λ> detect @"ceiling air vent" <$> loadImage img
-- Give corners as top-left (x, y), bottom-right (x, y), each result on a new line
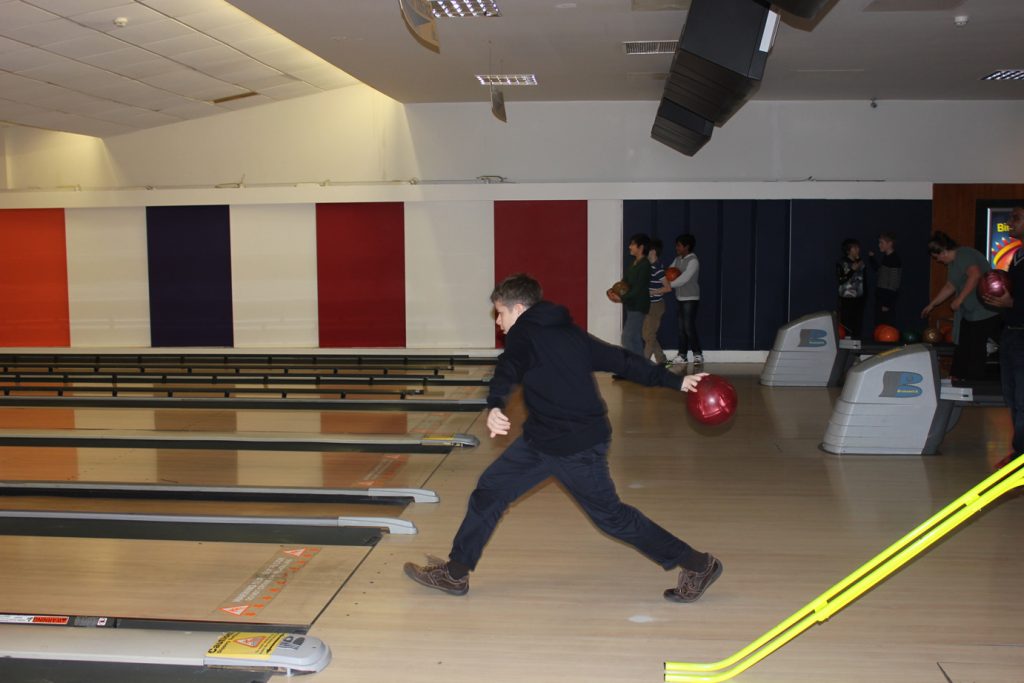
top-left (623, 40), bottom-right (678, 55)
top-left (211, 91), bottom-right (259, 104)
top-left (981, 69), bottom-right (1024, 81)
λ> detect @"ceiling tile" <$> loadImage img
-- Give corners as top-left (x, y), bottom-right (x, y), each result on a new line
top-left (140, 69), bottom-right (238, 96)
top-left (0, 45), bottom-right (64, 70)
top-left (1, 1), bottom-right (57, 30)
top-left (174, 45), bottom-right (248, 70)
top-left (140, 31), bottom-right (221, 54)
top-left (215, 92), bottom-right (271, 109)
top-left (260, 80), bottom-right (320, 99)
top-left (0, 34), bottom-right (31, 54)
top-left (43, 31), bottom-right (126, 58)
top-left (156, 99), bottom-right (220, 118)
top-left (106, 17), bottom-right (193, 43)
top-left (1, 17), bottom-right (92, 43)
top-left (26, 0), bottom-right (132, 16)
top-left (174, 5), bottom-right (254, 31)
top-left (71, 3), bottom-right (165, 29)
top-left (139, 0), bottom-right (219, 18)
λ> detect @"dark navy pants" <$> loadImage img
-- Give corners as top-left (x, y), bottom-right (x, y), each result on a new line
top-left (449, 436), bottom-right (700, 572)
top-left (1000, 328), bottom-right (1024, 455)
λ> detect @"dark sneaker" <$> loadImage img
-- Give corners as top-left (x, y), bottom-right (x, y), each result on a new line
top-left (404, 555), bottom-right (469, 596)
top-left (994, 453), bottom-right (1017, 471)
top-left (664, 555), bottom-right (722, 603)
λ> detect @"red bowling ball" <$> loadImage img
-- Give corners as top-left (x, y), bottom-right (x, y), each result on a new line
top-left (978, 269), bottom-right (1011, 300)
top-left (687, 374), bottom-right (738, 426)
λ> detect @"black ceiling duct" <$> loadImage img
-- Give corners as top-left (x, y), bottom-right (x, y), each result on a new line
top-left (651, 98), bottom-right (715, 157)
top-left (770, 0), bottom-right (832, 20)
top-left (666, 0), bottom-right (777, 125)
top-left (652, 0), bottom-right (779, 156)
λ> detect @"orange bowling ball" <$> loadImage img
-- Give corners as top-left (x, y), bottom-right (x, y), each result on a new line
top-left (837, 325), bottom-right (847, 340)
top-left (873, 324), bottom-right (900, 343)
top-left (665, 267), bottom-right (682, 282)
top-left (606, 280), bottom-right (629, 302)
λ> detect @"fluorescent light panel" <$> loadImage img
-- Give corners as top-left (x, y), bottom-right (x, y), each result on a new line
top-left (476, 74), bottom-right (537, 86)
top-left (432, 0), bottom-right (501, 17)
top-left (981, 69), bottom-right (1024, 81)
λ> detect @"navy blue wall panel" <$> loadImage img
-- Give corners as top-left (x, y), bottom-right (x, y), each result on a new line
top-left (147, 205), bottom-right (234, 347)
top-left (789, 200), bottom-right (932, 335)
top-left (623, 199), bottom-right (929, 350)
top-left (752, 201), bottom-right (792, 349)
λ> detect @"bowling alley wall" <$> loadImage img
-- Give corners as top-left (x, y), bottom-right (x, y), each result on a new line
top-left (1, 86), bottom-right (1023, 351)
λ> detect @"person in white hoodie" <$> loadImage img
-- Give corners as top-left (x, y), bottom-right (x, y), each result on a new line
top-left (668, 234), bottom-right (703, 366)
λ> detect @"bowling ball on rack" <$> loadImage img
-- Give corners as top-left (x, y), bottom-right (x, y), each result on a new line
top-left (901, 329), bottom-right (921, 344)
top-left (665, 267), bottom-right (682, 282)
top-left (978, 269), bottom-right (1012, 301)
top-left (687, 374), bottom-right (738, 426)
top-left (837, 325), bottom-right (847, 340)
top-left (921, 327), bottom-right (942, 344)
top-left (944, 328), bottom-right (955, 343)
top-left (873, 324), bottom-right (900, 343)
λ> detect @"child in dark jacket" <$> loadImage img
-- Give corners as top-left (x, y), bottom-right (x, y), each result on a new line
top-left (405, 273), bottom-right (722, 603)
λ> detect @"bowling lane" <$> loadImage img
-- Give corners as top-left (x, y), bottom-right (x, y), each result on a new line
top-left (0, 536), bottom-right (365, 626)
top-left (0, 448), bottom-right (443, 490)
top-left (0, 405), bottom-right (480, 436)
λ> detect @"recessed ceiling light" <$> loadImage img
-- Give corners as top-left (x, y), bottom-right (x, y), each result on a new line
top-left (431, 0), bottom-right (501, 17)
top-left (981, 69), bottom-right (1024, 81)
top-left (476, 74), bottom-right (538, 86)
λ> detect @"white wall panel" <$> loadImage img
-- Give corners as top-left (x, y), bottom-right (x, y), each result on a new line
top-left (588, 200), bottom-right (623, 345)
top-left (404, 201), bottom-right (494, 348)
top-left (65, 207), bottom-right (150, 346)
top-left (229, 203), bottom-right (318, 347)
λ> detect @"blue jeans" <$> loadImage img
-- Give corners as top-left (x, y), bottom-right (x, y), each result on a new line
top-left (449, 437), bottom-right (701, 571)
top-left (1000, 328), bottom-right (1024, 455)
top-left (622, 310), bottom-right (645, 356)
top-left (677, 300), bottom-right (702, 357)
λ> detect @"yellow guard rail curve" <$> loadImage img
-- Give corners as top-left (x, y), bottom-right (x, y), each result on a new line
top-left (664, 454), bottom-right (1024, 683)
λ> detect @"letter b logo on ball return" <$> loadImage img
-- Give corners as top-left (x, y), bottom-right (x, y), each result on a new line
top-left (798, 329), bottom-right (828, 348)
top-left (879, 371), bottom-right (924, 398)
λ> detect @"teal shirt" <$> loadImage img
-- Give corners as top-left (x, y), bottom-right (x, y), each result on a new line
top-left (949, 247), bottom-right (998, 323)
top-left (622, 258), bottom-right (651, 314)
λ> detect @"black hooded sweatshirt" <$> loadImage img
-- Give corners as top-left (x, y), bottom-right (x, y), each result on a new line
top-left (486, 301), bottom-right (684, 455)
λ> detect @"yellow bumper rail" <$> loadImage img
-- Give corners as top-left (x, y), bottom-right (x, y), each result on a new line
top-left (664, 454), bottom-right (1024, 683)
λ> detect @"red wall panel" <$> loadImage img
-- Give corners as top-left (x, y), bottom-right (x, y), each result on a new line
top-left (316, 203), bottom-right (406, 347)
top-left (494, 201), bottom-right (588, 346)
top-left (0, 209), bottom-right (70, 346)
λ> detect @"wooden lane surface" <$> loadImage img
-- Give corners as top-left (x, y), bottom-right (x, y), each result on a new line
top-left (303, 365), bottom-right (1024, 683)
top-left (0, 448), bottom-right (444, 490)
top-left (0, 536), bottom-right (367, 625)
top-left (0, 364), bottom-right (493, 381)
top-left (0, 406), bottom-right (481, 437)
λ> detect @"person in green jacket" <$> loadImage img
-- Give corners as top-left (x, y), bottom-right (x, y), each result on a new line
top-left (619, 233), bottom-right (651, 356)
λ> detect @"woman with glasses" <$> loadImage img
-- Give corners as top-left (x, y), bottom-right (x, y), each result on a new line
top-left (921, 231), bottom-right (1001, 381)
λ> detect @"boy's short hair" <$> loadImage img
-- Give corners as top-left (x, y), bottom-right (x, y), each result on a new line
top-left (650, 238), bottom-right (663, 256)
top-left (841, 238), bottom-right (860, 256)
top-left (676, 234), bottom-right (696, 251)
top-left (928, 231), bottom-right (957, 253)
top-left (878, 232), bottom-right (895, 243)
top-left (629, 233), bottom-right (651, 254)
top-left (491, 273), bottom-right (543, 308)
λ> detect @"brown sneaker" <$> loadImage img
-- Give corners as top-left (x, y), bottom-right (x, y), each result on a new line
top-left (664, 554), bottom-right (722, 603)
top-left (403, 555), bottom-right (469, 596)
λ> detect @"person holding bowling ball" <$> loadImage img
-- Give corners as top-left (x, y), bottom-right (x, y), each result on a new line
top-left (921, 231), bottom-right (1001, 381)
top-left (404, 273), bottom-right (722, 603)
top-left (980, 206), bottom-right (1024, 470)
top-left (836, 238), bottom-right (866, 339)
